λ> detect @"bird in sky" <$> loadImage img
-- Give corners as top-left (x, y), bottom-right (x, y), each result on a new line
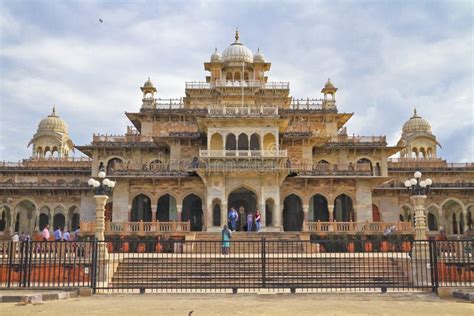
top-left (99, 18), bottom-right (103, 23)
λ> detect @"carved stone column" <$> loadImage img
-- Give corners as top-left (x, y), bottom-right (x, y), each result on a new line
top-left (221, 203), bottom-right (228, 227)
top-left (176, 204), bottom-right (183, 222)
top-left (302, 204), bottom-right (309, 231)
top-left (328, 205), bottom-right (334, 222)
top-left (94, 195), bottom-right (108, 241)
top-left (411, 195), bottom-right (427, 240)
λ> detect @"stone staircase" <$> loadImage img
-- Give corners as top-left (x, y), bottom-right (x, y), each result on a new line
top-left (191, 232), bottom-right (303, 254)
top-left (110, 255), bottom-right (410, 290)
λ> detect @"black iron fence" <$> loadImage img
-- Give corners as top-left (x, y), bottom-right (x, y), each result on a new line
top-left (0, 239), bottom-right (472, 293)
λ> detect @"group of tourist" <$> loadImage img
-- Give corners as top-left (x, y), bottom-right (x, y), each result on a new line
top-left (42, 224), bottom-right (80, 241)
top-left (227, 207), bottom-right (261, 232)
top-left (222, 206), bottom-right (262, 255)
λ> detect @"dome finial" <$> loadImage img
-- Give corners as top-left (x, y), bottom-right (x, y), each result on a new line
top-left (235, 28), bottom-right (240, 42)
top-left (51, 106), bottom-right (57, 116)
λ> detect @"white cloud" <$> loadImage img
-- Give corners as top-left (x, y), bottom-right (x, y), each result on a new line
top-left (0, 0), bottom-right (472, 162)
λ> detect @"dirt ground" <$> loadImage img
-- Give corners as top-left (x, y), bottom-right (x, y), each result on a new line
top-left (1, 292), bottom-right (472, 315)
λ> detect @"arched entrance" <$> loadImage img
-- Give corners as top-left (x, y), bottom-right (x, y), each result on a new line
top-left (53, 213), bottom-right (65, 230)
top-left (71, 213), bottom-right (80, 231)
top-left (14, 200), bottom-right (36, 235)
top-left (228, 188), bottom-right (258, 231)
top-left (310, 194), bottom-right (329, 221)
top-left (442, 199), bottom-right (464, 235)
top-left (283, 194), bottom-right (304, 231)
top-left (131, 194), bottom-right (152, 222)
top-left (182, 194), bottom-right (203, 231)
top-left (334, 194), bottom-right (354, 222)
top-left (0, 206), bottom-right (11, 233)
top-left (157, 194), bottom-right (177, 221)
top-left (428, 213), bottom-right (438, 231)
top-left (39, 213), bottom-right (49, 230)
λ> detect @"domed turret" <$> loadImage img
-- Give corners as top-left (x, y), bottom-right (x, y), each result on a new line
top-left (210, 48), bottom-right (222, 62)
top-left (398, 108), bottom-right (440, 159)
top-left (29, 107), bottom-right (74, 158)
top-left (222, 30), bottom-right (253, 63)
top-left (37, 107), bottom-right (68, 134)
top-left (402, 108), bottom-right (432, 134)
top-left (253, 48), bottom-right (265, 63)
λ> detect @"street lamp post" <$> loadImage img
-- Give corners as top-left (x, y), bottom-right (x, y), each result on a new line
top-left (88, 166), bottom-right (116, 242)
top-left (404, 171), bottom-right (432, 240)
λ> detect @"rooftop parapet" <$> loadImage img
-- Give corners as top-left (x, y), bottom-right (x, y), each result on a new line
top-left (0, 157), bottom-right (91, 169)
top-left (387, 158), bottom-right (474, 170)
top-left (185, 80), bottom-right (289, 90)
top-left (328, 135), bottom-right (387, 146)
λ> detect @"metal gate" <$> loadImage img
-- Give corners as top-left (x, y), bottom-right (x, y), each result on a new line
top-left (1, 239), bottom-right (472, 292)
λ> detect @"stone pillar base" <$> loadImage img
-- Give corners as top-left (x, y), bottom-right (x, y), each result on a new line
top-left (410, 241), bottom-right (432, 288)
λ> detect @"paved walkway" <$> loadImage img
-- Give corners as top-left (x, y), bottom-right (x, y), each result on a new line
top-left (1, 292), bottom-right (472, 315)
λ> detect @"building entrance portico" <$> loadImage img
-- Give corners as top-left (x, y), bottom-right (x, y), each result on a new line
top-left (228, 188), bottom-right (258, 231)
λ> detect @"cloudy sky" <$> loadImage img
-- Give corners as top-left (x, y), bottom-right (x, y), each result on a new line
top-left (0, 0), bottom-right (472, 162)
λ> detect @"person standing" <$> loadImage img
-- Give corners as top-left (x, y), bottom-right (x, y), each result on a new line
top-left (228, 208), bottom-right (238, 232)
top-left (246, 212), bottom-right (254, 232)
top-left (42, 224), bottom-right (50, 241)
top-left (54, 226), bottom-right (63, 241)
top-left (255, 210), bottom-right (261, 232)
top-left (63, 228), bottom-right (71, 241)
top-left (221, 225), bottom-right (232, 255)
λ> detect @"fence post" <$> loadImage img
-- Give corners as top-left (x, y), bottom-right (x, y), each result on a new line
top-left (91, 239), bottom-right (98, 293)
top-left (261, 237), bottom-right (266, 289)
top-left (7, 241), bottom-right (14, 288)
top-left (429, 239), bottom-right (439, 293)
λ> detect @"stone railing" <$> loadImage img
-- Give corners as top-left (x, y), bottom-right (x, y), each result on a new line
top-left (387, 158), bottom-right (474, 170)
top-left (186, 80), bottom-right (289, 90)
top-left (1, 157), bottom-right (91, 169)
top-left (208, 104), bottom-right (278, 117)
top-left (199, 149), bottom-right (288, 158)
top-left (297, 162), bottom-right (373, 176)
top-left (289, 98), bottom-right (324, 110)
top-left (80, 221), bottom-right (191, 235)
top-left (328, 135), bottom-right (387, 145)
top-left (305, 221), bottom-right (413, 233)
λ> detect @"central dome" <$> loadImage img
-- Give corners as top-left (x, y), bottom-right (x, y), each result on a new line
top-left (37, 107), bottom-right (68, 134)
top-left (222, 30), bottom-right (253, 63)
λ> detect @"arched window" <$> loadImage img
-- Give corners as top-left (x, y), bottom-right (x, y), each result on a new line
top-left (226, 134), bottom-right (237, 151)
top-left (210, 133), bottom-right (223, 151)
top-left (372, 204), bottom-right (381, 222)
top-left (131, 194), bottom-right (152, 222)
top-left (157, 194), bottom-right (177, 222)
top-left (234, 72), bottom-right (241, 81)
top-left (182, 194), bottom-right (203, 231)
top-left (283, 194), bottom-right (304, 231)
top-left (334, 194), bottom-right (354, 222)
top-left (310, 195), bottom-right (329, 221)
top-left (250, 133), bottom-right (260, 151)
top-left (356, 158), bottom-right (373, 174)
top-left (428, 213), bottom-right (438, 231)
top-left (53, 213), bottom-right (65, 230)
top-left (238, 133), bottom-right (249, 151)
top-left (226, 72), bottom-right (232, 81)
top-left (107, 158), bottom-right (123, 174)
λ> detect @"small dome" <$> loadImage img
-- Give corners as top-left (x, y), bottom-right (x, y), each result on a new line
top-left (210, 48), bottom-right (222, 62)
top-left (402, 108), bottom-right (432, 134)
top-left (222, 30), bottom-right (253, 63)
top-left (253, 48), bottom-right (265, 62)
top-left (37, 107), bottom-right (68, 134)
top-left (324, 78), bottom-right (335, 89)
top-left (143, 77), bottom-right (154, 88)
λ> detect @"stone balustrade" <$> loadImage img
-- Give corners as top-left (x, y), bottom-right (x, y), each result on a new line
top-left (80, 221), bottom-right (191, 235)
top-left (305, 221), bottom-right (413, 234)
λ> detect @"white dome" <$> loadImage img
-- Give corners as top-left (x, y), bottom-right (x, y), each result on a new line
top-left (402, 109), bottom-right (432, 134)
top-left (210, 48), bottom-right (222, 62)
top-left (37, 107), bottom-right (68, 134)
top-left (253, 49), bottom-right (265, 62)
top-left (222, 30), bottom-right (253, 63)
